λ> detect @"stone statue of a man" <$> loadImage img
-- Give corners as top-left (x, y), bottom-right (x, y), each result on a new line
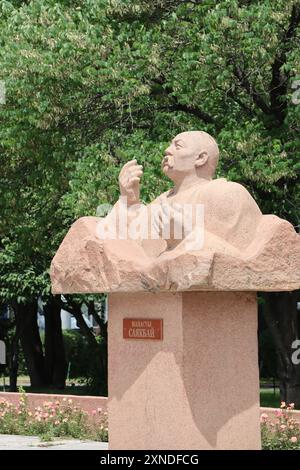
top-left (115, 131), bottom-right (261, 257)
top-left (50, 131), bottom-right (300, 293)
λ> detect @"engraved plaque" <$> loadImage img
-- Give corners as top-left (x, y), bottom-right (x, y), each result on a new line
top-left (123, 318), bottom-right (163, 340)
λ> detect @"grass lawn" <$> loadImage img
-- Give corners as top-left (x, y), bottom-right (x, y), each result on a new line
top-left (0, 375), bottom-right (283, 405)
top-left (1, 375), bottom-right (101, 396)
top-left (260, 388), bottom-right (281, 408)
top-left (21, 385), bottom-right (98, 396)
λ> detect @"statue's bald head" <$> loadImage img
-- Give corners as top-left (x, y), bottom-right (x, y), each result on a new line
top-left (183, 131), bottom-right (219, 176)
top-left (163, 130), bottom-right (220, 182)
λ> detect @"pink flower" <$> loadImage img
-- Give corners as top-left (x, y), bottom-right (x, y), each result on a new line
top-left (280, 424), bottom-right (287, 430)
top-left (91, 410), bottom-right (97, 415)
top-left (290, 436), bottom-right (297, 443)
top-left (275, 410), bottom-right (283, 417)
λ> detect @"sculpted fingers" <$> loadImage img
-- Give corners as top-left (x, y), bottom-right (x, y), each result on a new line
top-left (119, 160), bottom-right (143, 204)
top-left (121, 159), bottom-right (137, 173)
top-left (130, 164), bottom-right (143, 174)
top-left (120, 160), bottom-right (141, 177)
top-left (130, 176), bottom-right (142, 184)
top-left (130, 169), bottom-right (143, 179)
top-left (121, 166), bottom-right (143, 188)
top-left (119, 160), bottom-right (136, 182)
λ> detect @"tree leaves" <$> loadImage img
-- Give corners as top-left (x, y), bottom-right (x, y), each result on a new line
top-left (0, 0), bottom-right (299, 303)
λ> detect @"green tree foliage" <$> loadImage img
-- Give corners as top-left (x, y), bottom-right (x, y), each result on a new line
top-left (0, 0), bottom-right (299, 392)
top-left (1, 0), bottom-right (299, 302)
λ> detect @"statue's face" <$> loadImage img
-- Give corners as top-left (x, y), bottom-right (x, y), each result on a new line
top-left (162, 132), bottom-right (202, 181)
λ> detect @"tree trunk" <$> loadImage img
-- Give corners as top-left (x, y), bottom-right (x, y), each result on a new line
top-left (44, 296), bottom-right (67, 389)
top-left (88, 300), bottom-right (108, 393)
top-left (64, 297), bottom-right (107, 394)
top-left (17, 301), bottom-right (45, 388)
top-left (9, 313), bottom-right (20, 392)
top-left (264, 291), bottom-right (300, 408)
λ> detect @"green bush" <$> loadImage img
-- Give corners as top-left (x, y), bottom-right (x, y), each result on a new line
top-left (63, 330), bottom-right (107, 396)
top-left (3, 328), bottom-right (107, 396)
top-left (63, 330), bottom-right (91, 379)
top-left (5, 329), bottom-right (86, 379)
top-left (0, 389), bottom-right (108, 442)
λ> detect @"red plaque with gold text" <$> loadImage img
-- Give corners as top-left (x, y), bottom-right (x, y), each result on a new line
top-left (123, 318), bottom-right (163, 340)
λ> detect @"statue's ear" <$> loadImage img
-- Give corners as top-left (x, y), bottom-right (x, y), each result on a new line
top-left (195, 151), bottom-right (208, 168)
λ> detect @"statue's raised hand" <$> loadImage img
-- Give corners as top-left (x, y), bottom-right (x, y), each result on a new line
top-left (119, 159), bottom-right (143, 206)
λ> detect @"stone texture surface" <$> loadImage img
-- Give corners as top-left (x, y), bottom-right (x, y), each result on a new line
top-left (0, 434), bottom-right (108, 450)
top-left (108, 291), bottom-right (261, 450)
top-left (51, 213), bottom-right (300, 294)
top-left (49, 131), bottom-right (299, 453)
top-left (50, 132), bottom-right (300, 294)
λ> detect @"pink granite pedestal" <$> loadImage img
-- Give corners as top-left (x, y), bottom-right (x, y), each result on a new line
top-left (108, 291), bottom-right (261, 450)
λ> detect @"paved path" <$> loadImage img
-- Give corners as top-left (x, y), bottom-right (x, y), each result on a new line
top-left (0, 434), bottom-right (108, 450)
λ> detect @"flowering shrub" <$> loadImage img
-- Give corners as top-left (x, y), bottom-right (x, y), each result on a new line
top-left (0, 390), bottom-right (108, 442)
top-left (90, 407), bottom-right (108, 442)
top-left (261, 402), bottom-right (300, 450)
top-left (2, 392), bottom-right (298, 449)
